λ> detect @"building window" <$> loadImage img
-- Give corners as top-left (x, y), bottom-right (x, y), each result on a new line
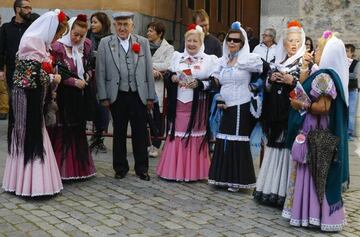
top-left (217, 0), bottom-right (222, 22)
top-left (205, 0), bottom-right (211, 15)
top-left (188, 0), bottom-right (195, 10)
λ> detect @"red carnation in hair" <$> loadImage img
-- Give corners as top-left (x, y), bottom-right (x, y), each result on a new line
top-left (287, 20), bottom-right (302, 28)
top-left (132, 43), bottom-right (141, 54)
top-left (187, 23), bottom-right (197, 31)
top-left (58, 11), bottom-right (66, 23)
top-left (76, 14), bottom-right (87, 22)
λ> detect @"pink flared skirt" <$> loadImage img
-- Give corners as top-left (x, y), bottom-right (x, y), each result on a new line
top-left (156, 100), bottom-right (210, 181)
top-left (2, 127), bottom-right (63, 196)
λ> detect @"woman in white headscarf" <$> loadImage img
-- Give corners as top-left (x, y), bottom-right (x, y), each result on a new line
top-left (2, 10), bottom-right (68, 197)
top-left (156, 24), bottom-right (218, 182)
top-left (208, 21), bottom-right (266, 192)
top-left (254, 20), bottom-right (306, 205)
top-left (49, 15), bottom-right (96, 180)
top-left (282, 31), bottom-right (348, 232)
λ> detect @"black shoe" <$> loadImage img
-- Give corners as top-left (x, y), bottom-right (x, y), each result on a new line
top-left (137, 173), bottom-right (150, 181)
top-left (97, 140), bottom-right (107, 153)
top-left (114, 172), bottom-right (127, 179)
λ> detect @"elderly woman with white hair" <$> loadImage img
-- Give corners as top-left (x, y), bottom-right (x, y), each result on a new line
top-left (282, 31), bottom-right (348, 232)
top-left (156, 24), bottom-right (218, 182)
top-left (208, 21), bottom-right (267, 192)
top-left (254, 20), bottom-right (306, 205)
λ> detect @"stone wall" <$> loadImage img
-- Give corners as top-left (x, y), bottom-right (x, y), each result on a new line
top-left (260, 0), bottom-right (360, 136)
top-left (260, 0), bottom-right (360, 54)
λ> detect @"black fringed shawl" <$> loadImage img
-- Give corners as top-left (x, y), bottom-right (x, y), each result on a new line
top-left (9, 59), bottom-right (48, 164)
top-left (55, 64), bottom-right (89, 166)
top-left (262, 58), bottom-right (300, 148)
top-left (164, 71), bottom-right (212, 149)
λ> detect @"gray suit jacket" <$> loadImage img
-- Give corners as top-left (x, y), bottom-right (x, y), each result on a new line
top-left (96, 34), bottom-right (155, 105)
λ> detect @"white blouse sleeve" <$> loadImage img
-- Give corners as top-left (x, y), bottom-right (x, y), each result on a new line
top-left (236, 53), bottom-right (263, 73)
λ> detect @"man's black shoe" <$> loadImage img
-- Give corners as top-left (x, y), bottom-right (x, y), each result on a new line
top-left (137, 173), bottom-right (150, 181)
top-left (114, 172), bottom-right (127, 179)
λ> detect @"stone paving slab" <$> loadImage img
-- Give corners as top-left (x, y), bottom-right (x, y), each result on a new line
top-left (0, 119), bottom-right (359, 236)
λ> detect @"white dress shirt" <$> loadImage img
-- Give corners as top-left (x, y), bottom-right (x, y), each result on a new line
top-left (118, 35), bottom-right (131, 53)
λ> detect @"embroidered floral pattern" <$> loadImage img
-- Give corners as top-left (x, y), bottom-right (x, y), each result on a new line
top-left (13, 59), bottom-right (50, 89)
top-left (310, 73), bottom-right (337, 99)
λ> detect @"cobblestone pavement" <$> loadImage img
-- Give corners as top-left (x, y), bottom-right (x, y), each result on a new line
top-left (0, 119), bottom-right (359, 237)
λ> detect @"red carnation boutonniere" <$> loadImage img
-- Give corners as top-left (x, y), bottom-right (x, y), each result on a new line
top-left (41, 62), bottom-right (53, 74)
top-left (132, 43), bottom-right (141, 54)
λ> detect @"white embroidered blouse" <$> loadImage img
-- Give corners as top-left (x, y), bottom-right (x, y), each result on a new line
top-left (214, 54), bottom-right (263, 107)
top-left (169, 51), bottom-right (218, 103)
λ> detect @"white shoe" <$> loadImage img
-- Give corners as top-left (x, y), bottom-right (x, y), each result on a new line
top-left (227, 187), bottom-right (240, 192)
top-left (148, 146), bottom-right (159, 157)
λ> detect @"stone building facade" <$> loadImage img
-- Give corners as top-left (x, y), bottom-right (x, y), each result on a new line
top-left (261, 0), bottom-right (360, 134)
top-left (260, 0), bottom-right (359, 51)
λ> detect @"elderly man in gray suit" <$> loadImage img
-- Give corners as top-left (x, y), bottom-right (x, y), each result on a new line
top-left (96, 12), bottom-right (155, 181)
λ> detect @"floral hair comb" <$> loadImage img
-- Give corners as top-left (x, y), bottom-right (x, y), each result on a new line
top-left (287, 20), bottom-right (302, 28)
top-left (322, 30), bottom-right (332, 39)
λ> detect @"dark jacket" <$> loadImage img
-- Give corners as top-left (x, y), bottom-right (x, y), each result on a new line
top-left (0, 17), bottom-right (30, 71)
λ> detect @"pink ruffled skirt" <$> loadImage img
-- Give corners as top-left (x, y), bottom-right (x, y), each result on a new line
top-left (156, 100), bottom-right (210, 181)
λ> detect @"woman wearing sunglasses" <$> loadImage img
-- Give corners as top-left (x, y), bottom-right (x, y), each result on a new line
top-left (208, 22), bottom-right (266, 192)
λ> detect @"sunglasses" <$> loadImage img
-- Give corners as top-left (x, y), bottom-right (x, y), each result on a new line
top-left (226, 37), bottom-right (242, 43)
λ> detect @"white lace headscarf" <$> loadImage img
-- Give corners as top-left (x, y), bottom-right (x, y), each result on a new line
top-left (220, 21), bottom-right (250, 66)
top-left (274, 21), bottom-right (306, 67)
top-left (18, 9), bottom-right (63, 62)
top-left (58, 16), bottom-right (87, 79)
top-left (319, 33), bottom-right (349, 105)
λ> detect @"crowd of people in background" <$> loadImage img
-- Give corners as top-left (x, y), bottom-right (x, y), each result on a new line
top-left (0, 0), bottom-right (359, 233)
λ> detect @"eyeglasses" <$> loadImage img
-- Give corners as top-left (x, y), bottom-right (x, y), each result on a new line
top-left (262, 34), bottom-right (271, 37)
top-left (226, 37), bottom-right (242, 43)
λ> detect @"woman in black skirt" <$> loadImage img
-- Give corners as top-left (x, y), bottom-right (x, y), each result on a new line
top-left (208, 21), bottom-right (266, 192)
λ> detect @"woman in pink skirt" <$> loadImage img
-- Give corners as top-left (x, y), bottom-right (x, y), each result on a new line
top-left (2, 10), bottom-right (68, 196)
top-left (156, 24), bottom-right (218, 181)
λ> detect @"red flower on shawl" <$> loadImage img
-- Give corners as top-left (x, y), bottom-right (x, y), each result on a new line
top-left (58, 11), bottom-right (66, 23)
top-left (41, 62), bottom-right (53, 74)
top-left (132, 43), bottom-right (141, 54)
top-left (287, 20), bottom-right (302, 28)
